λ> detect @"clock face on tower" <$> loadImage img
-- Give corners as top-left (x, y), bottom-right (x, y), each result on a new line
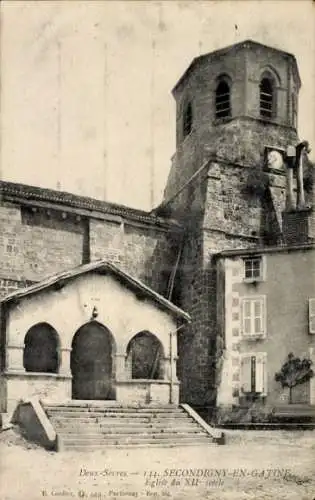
top-left (267, 150), bottom-right (284, 170)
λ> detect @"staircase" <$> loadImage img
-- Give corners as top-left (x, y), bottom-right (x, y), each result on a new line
top-left (43, 402), bottom-right (218, 450)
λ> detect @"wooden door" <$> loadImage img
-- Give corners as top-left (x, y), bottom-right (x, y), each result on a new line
top-left (71, 322), bottom-right (114, 400)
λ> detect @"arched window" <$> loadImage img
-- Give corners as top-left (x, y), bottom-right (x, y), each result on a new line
top-left (183, 101), bottom-right (193, 138)
top-left (215, 80), bottom-right (231, 118)
top-left (126, 331), bottom-right (164, 380)
top-left (260, 77), bottom-right (274, 119)
top-left (23, 323), bottom-right (59, 373)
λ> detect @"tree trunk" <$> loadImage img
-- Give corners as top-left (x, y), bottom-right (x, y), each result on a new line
top-left (289, 386), bottom-right (293, 404)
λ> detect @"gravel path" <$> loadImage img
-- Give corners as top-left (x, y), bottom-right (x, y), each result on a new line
top-left (0, 428), bottom-right (314, 500)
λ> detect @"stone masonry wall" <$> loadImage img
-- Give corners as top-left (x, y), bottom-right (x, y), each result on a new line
top-left (165, 117), bottom-right (298, 206)
top-left (0, 203), bottom-right (86, 286)
top-left (176, 227), bottom-right (259, 407)
top-left (167, 38), bottom-right (299, 203)
top-left (0, 200), bottom-right (178, 301)
top-left (89, 219), bottom-right (178, 295)
top-left (164, 156), bottom-right (261, 406)
top-left (204, 161), bottom-right (263, 240)
top-left (176, 229), bottom-right (210, 404)
top-left (163, 113), bottom-right (300, 408)
top-left (0, 278), bottom-right (34, 300)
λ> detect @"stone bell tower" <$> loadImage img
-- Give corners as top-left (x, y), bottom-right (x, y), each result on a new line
top-left (164, 39), bottom-right (301, 210)
top-left (160, 40), bottom-right (303, 406)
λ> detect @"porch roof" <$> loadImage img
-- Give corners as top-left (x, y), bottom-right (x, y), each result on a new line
top-left (1, 260), bottom-right (191, 322)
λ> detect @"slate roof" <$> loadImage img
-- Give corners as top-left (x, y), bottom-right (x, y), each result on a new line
top-left (0, 180), bottom-right (178, 229)
top-left (1, 260), bottom-right (191, 322)
top-left (172, 39), bottom-right (301, 94)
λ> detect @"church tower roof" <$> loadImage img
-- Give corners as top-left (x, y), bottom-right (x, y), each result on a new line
top-left (172, 39), bottom-right (301, 95)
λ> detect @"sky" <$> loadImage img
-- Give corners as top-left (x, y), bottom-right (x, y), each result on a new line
top-left (1, 0), bottom-right (314, 210)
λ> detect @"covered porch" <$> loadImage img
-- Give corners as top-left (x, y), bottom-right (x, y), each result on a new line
top-left (0, 261), bottom-right (190, 415)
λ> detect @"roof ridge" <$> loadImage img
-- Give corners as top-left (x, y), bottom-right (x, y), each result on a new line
top-left (0, 180), bottom-right (180, 228)
top-left (1, 259), bottom-right (191, 322)
top-left (172, 39), bottom-right (300, 94)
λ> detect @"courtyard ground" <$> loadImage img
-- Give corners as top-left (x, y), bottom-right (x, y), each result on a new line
top-left (0, 427), bottom-right (314, 500)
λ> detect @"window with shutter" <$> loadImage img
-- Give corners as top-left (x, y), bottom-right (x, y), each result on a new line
top-left (241, 296), bottom-right (266, 338)
top-left (215, 79), bottom-right (231, 118)
top-left (241, 354), bottom-right (252, 393)
top-left (255, 353), bottom-right (267, 394)
top-left (260, 77), bottom-right (274, 119)
top-left (243, 300), bottom-right (252, 335)
top-left (309, 298), bottom-right (315, 334)
top-left (251, 356), bottom-right (256, 392)
top-left (241, 353), bottom-right (267, 395)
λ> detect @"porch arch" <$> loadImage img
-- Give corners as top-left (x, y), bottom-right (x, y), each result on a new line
top-left (71, 321), bottom-right (116, 400)
top-left (23, 322), bottom-right (60, 373)
top-left (126, 331), bottom-right (164, 380)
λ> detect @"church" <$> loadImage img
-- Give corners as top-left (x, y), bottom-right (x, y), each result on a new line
top-left (0, 39), bottom-right (314, 434)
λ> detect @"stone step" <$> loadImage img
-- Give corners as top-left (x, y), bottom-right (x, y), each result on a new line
top-left (49, 412), bottom-right (193, 420)
top-left (43, 404), bottom-right (218, 451)
top-left (50, 418), bottom-right (199, 428)
top-left (50, 417), bottom-right (193, 429)
top-left (43, 404), bottom-right (184, 413)
top-left (52, 422), bottom-right (200, 431)
top-left (45, 406), bottom-right (184, 413)
top-left (60, 435), bottom-right (212, 447)
top-left (58, 427), bottom-right (206, 438)
top-left (61, 440), bottom-right (213, 451)
top-left (48, 413), bottom-right (189, 424)
top-left (46, 410), bottom-right (187, 418)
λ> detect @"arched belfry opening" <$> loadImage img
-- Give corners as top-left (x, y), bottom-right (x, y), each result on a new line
top-left (23, 323), bottom-right (59, 373)
top-left (126, 331), bottom-right (164, 380)
top-left (183, 101), bottom-right (193, 138)
top-left (71, 321), bottom-right (116, 400)
top-left (215, 78), bottom-right (231, 118)
top-left (259, 73), bottom-right (276, 119)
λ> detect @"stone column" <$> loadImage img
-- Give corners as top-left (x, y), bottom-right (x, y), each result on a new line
top-left (295, 141), bottom-right (310, 209)
top-left (285, 145), bottom-right (296, 210)
top-left (173, 356), bottom-right (179, 382)
top-left (296, 153), bottom-right (305, 209)
top-left (6, 344), bottom-right (25, 373)
top-left (59, 348), bottom-right (72, 376)
top-left (125, 351), bottom-right (132, 379)
top-left (285, 167), bottom-right (295, 210)
top-left (115, 353), bottom-right (127, 381)
top-left (160, 357), bottom-right (168, 380)
top-left (162, 356), bottom-right (178, 382)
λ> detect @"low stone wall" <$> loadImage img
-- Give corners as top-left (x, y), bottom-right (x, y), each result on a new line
top-left (2, 372), bottom-right (71, 416)
top-left (11, 398), bottom-right (56, 450)
top-left (215, 403), bottom-right (274, 425)
top-left (116, 380), bottom-right (179, 406)
top-left (181, 403), bottom-right (224, 443)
